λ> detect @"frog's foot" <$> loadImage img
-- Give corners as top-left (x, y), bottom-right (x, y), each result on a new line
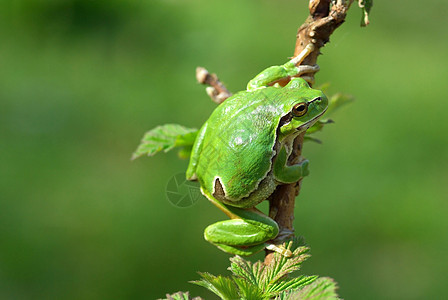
top-left (273, 146), bottom-right (310, 184)
top-left (295, 64), bottom-right (320, 76)
top-left (204, 212), bottom-right (279, 256)
top-left (260, 44), bottom-right (320, 81)
top-left (275, 43), bottom-right (320, 85)
top-left (247, 63), bottom-right (319, 91)
top-left (247, 43), bottom-right (318, 90)
top-left (295, 65), bottom-right (320, 86)
top-left (247, 51), bottom-right (320, 90)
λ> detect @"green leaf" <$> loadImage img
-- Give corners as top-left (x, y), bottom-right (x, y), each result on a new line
top-left (233, 277), bottom-right (265, 300)
top-left (306, 119), bottom-right (334, 135)
top-left (325, 92), bottom-right (354, 117)
top-left (229, 256), bottom-right (261, 286)
top-left (177, 145), bottom-right (194, 159)
top-left (132, 124), bottom-right (198, 160)
top-left (191, 272), bottom-right (239, 300)
top-left (358, 0), bottom-right (373, 27)
top-left (175, 130), bottom-right (198, 146)
top-left (160, 291), bottom-right (203, 300)
top-left (229, 242), bottom-right (312, 298)
top-left (193, 238), bottom-right (340, 300)
top-left (314, 83), bottom-right (331, 93)
top-left (303, 135), bottom-right (322, 144)
top-left (262, 245), bottom-right (311, 288)
top-left (314, 83), bottom-right (354, 117)
top-left (277, 277), bottom-right (340, 300)
top-left (267, 275), bottom-right (318, 295)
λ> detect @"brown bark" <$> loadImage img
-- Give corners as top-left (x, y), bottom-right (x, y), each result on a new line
top-left (264, 0), bottom-right (353, 265)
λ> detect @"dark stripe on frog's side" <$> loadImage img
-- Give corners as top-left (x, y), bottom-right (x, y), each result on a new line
top-left (213, 172), bottom-right (278, 208)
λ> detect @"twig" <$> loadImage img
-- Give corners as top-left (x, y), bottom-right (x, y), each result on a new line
top-left (196, 67), bottom-right (232, 104)
top-left (265, 0), bottom-right (353, 265)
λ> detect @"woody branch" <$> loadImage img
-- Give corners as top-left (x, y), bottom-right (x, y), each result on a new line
top-left (265, 0), bottom-right (353, 264)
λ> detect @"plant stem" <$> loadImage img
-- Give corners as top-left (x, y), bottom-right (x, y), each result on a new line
top-left (265, 0), bottom-right (353, 264)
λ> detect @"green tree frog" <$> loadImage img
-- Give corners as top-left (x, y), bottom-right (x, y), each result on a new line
top-left (186, 50), bottom-right (328, 256)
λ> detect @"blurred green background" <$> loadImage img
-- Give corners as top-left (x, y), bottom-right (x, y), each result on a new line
top-left (1, 0), bottom-right (447, 299)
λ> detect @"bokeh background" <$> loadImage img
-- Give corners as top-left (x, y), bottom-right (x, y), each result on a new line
top-left (1, 0), bottom-right (447, 299)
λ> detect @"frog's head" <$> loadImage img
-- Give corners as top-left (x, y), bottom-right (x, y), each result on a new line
top-left (277, 77), bottom-right (328, 141)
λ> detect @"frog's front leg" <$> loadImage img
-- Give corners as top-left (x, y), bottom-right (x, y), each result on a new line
top-left (247, 44), bottom-right (319, 90)
top-left (273, 146), bottom-right (309, 184)
top-left (204, 206), bottom-right (280, 256)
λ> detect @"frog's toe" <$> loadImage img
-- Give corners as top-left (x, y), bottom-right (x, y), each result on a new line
top-left (296, 64), bottom-right (320, 75)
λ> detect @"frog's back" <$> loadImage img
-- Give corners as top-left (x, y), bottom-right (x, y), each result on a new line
top-left (193, 88), bottom-right (287, 203)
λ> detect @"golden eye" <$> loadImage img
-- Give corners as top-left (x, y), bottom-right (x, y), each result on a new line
top-left (292, 102), bottom-right (308, 117)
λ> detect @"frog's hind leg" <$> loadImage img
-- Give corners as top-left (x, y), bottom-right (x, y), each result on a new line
top-left (201, 188), bottom-right (292, 256)
top-left (201, 187), bottom-right (241, 219)
top-left (203, 207), bottom-right (279, 256)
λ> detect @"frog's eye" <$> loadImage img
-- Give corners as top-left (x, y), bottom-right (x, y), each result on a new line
top-left (292, 102), bottom-right (308, 117)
